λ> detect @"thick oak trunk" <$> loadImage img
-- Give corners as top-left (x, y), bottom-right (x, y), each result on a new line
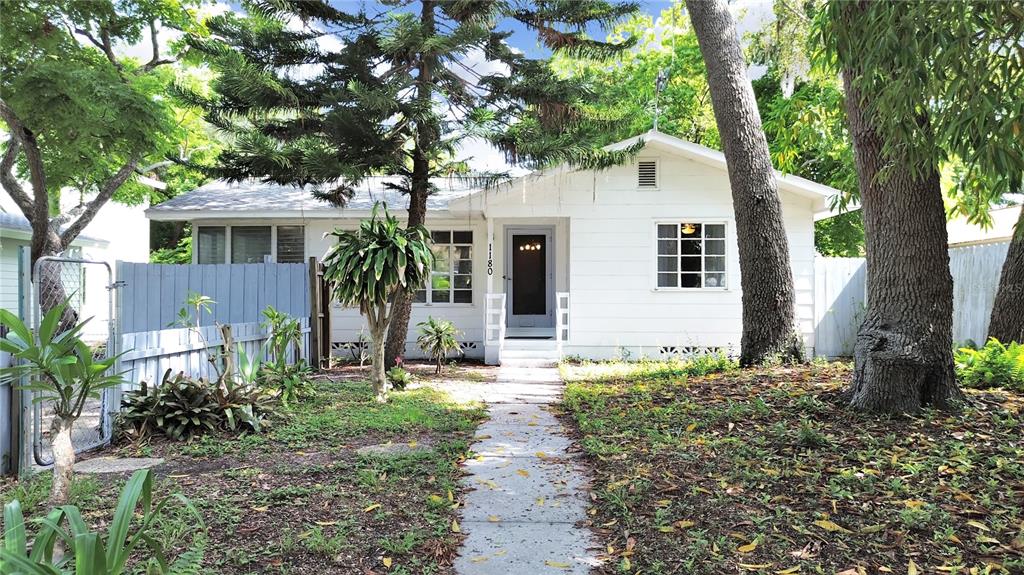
top-left (686, 0), bottom-right (802, 365)
top-left (987, 206), bottom-right (1024, 343)
top-left (840, 66), bottom-right (962, 413)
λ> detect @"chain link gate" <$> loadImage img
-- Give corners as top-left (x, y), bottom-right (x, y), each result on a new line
top-left (29, 256), bottom-right (118, 467)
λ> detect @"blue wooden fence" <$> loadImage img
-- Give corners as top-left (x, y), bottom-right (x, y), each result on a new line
top-left (115, 262), bottom-right (310, 333)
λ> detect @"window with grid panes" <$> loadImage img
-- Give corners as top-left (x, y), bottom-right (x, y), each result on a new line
top-left (656, 223), bottom-right (727, 289)
top-left (414, 231), bottom-right (473, 304)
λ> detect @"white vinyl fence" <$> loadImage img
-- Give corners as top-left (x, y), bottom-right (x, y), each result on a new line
top-left (116, 262), bottom-right (310, 333)
top-left (118, 318), bottom-right (310, 388)
top-left (814, 241), bottom-right (1010, 357)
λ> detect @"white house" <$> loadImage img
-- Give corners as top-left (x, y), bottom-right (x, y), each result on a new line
top-left (146, 131), bottom-right (837, 363)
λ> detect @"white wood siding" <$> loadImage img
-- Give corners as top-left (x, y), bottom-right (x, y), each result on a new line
top-left (0, 239), bottom-right (26, 316)
top-left (480, 146), bottom-right (817, 359)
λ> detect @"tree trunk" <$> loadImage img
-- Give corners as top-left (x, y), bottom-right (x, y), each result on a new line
top-left (384, 192), bottom-right (427, 368)
top-left (49, 415), bottom-right (76, 506)
top-left (370, 322), bottom-right (388, 403)
top-left (686, 0), bottom-right (802, 366)
top-left (385, 0), bottom-right (436, 369)
top-left (840, 65), bottom-right (962, 413)
top-left (987, 206), bottom-right (1024, 343)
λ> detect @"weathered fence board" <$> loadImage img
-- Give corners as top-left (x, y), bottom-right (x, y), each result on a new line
top-left (116, 262), bottom-right (309, 333)
top-left (949, 242), bottom-right (1010, 345)
top-left (814, 257), bottom-right (867, 358)
top-left (118, 318), bottom-right (310, 388)
top-left (814, 240), bottom-right (1010, 357)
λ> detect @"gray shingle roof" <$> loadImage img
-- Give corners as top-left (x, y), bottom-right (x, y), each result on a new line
top-left (147, 176), bottom-right (484, 215)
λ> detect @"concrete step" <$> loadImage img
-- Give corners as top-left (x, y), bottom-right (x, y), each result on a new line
top-left (500, 358), bottom-right (559, 368)
top-left (501, 348), bottom-right (560, 360)
top-left (502, 338), bottom-right (558, 351)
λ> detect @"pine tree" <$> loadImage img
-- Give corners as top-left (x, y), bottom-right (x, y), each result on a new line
top-left (184, 0), bottom-right (641, 366)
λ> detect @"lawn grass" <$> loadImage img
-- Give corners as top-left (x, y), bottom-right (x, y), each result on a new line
top-left (3, 375), bottom-right (487, 574)
top-left (560, 360), bottom-right (1024, 575)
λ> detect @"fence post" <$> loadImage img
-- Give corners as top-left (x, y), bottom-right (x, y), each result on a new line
top-left (308, 256), bottom-right (320, 370)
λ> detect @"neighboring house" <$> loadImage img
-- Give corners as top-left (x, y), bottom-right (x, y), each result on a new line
top-left (0, 195), bottom-right (150, 341)
top-left (946, 204), bottom-right (1022, 247)
top-left (146, 131), bottom-right (838, 363)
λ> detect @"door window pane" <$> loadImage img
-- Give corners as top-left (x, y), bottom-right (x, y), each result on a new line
top-left (231, 226), bottom-right (271, 263)
top-left (197, 227), bottom-right (226, 264)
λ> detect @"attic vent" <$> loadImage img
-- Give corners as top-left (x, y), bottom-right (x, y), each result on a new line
top-left (638, 160), bottom-right (658, 188)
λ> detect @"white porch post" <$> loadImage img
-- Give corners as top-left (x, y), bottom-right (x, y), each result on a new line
top-left (484, 217), bottom-right (504, 365)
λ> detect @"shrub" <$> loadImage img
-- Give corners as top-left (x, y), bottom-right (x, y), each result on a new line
top-left (954, 338), bottom-right (1024, 392)
top-left (0, 469), bottom-right (204, 574)
top-left (120, 369), bottom-right (221, 441)
top-left (416, 317), bottom-right (461, 374)
top-left (120, 368), bottom-right (273, 441)
top-left (387, 365), bottom-right (413, 391)
top-left (259, 306), bottom-right (313, 405)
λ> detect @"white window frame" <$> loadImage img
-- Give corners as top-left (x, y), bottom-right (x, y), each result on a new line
top-left (415, 230), bottom-right (474, 306)
top-left (193, 223), bottom-right (305, 264)
top-left (637, 157), bottom-right (660, 190)
top-left (652, 220), bottom-right (730, 292)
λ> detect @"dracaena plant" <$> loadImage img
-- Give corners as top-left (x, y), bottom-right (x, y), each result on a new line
top-left (0, 304), bottom-right (126, 506)
top-left (0, 469), bottom-right (204, 575)
top-left (322, 203), bottom-right (433, 402)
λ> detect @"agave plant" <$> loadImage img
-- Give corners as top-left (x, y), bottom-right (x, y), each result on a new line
top-left (0, 469), bottom-right (204, 574)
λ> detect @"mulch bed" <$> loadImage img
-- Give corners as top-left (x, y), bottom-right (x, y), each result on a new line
top-left (559, 362), bottom-right (1024, 574)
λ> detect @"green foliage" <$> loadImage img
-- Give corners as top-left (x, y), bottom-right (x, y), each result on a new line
top-left (954, 338), bottom-right (1024, 392)
top-left (817, 1), bottom-right (1024, 221)
top-left (416, 317), bottom-right (461, 374)
top-left (0, 303), bottom-right (126, 421)
top-left (386, 366), bottom-right (413, 392)
top-left (119, 363), bottom-right (276, 442)
top-left (257, 307), bottom-right (314, 406)
top-left (322, 204), bottom-right (433, 314)
top-left (184, 0), bottom-right (641, 201)
top-left (814, 211), bottom-right (865, 257)
top-left (119, 370), bottom-right (221, 442)
top-left (0, 469), bottom-right (203, 574)
top-left (150, 235), bottom-right (192, 264)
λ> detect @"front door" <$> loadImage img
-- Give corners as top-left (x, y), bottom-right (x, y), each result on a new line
top-left (505, 227), bottom-right (554, 329)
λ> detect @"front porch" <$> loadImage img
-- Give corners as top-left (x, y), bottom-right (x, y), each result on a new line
top-left (478, 216), bottom-right (570, 365)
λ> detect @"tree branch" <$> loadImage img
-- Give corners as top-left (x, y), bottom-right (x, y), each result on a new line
top-left (142, 20), bottom-right (176, 71)
top-left (0, 139), bottom-right (37, 220)
top-left (59, 159), bottom-right (139, 247)
top-left (0, 98), bottom-right (49, 227)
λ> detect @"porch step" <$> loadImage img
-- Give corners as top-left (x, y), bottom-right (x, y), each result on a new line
top-left (501, 348), bottom-right (560, 360)
top-left (502, 339), bottom-right (559, 351)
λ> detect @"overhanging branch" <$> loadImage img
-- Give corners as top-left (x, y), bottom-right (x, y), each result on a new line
top-left (59, 159), bottom-right (139, 247)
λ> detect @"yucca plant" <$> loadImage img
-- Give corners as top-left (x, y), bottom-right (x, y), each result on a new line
top-left (416, 317), bottom-right (461, 374)
top-left (322, 203), bottom-right (433, 402)
top-left (0, 469), bottom-right (204, 574)
top-left (0, 304), bottom-right (126, 506)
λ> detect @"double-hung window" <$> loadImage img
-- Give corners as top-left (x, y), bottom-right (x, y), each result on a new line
top-left (656, 222), bottom-right (727, 289)
top-left (415, 231), bottom-right (473, 304)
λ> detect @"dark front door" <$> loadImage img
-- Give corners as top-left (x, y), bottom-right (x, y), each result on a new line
top-left (506, 229), bottom-right (554, 328)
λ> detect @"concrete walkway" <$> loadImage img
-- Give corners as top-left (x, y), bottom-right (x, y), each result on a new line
top-left (454, 364), bottom-right (598, 574)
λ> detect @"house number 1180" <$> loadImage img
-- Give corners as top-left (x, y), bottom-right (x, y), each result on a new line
top-left (487, 242), bottom-right (493, 276)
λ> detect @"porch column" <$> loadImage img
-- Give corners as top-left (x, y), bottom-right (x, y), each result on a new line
top-left (484, 217), bottom-right (501, 365)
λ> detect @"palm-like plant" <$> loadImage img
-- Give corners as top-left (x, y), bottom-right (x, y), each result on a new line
top-left (322, 203), bottom-right (432, 402)
top-left (416, 317), bottom-right (461, 374)
top-left (0, 304), bottom-right (126, 505)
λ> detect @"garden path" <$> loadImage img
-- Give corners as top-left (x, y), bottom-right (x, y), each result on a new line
top-left (453, 364), bottom-right (598, 575)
